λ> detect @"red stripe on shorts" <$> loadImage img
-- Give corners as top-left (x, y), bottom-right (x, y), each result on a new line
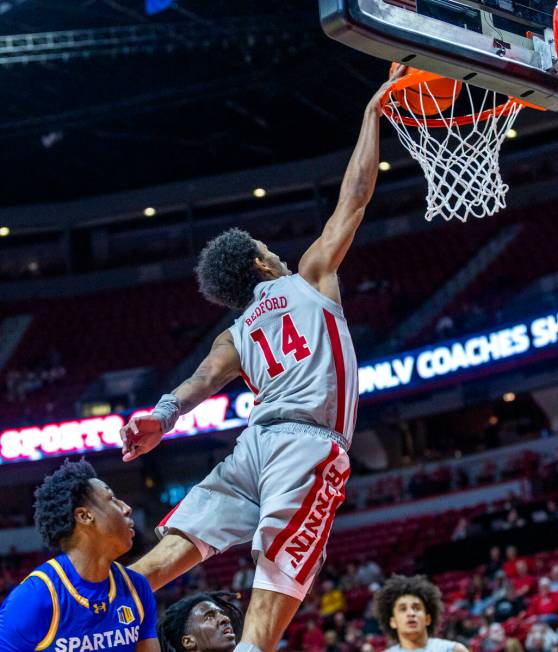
top-left (158, 501), bottom-right (182, 528)
top-left (323, 309), bottom-right (346, 435)
top-left (266, 442), bottom-right (340, 562)
top-left (295, 468), bottom-right (350, 584)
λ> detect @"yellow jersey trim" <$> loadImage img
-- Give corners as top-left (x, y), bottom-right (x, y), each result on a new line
top-left (115, 563), bottom-right (144, 624)
top-left (47, 559), bottom-right (117, 608)
top-left (25, 571), bottom-right (60, 651)
top-left (47, 559), bottom-right (89, 608)
top-left (108, 567), bottom-right (116, 603)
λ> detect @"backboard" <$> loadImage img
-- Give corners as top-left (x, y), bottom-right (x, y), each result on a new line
top-left (319, 0), bottom-right (558, 110)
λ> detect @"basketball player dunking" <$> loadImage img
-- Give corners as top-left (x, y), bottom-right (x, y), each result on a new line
top-left (120, 66), bottom-right (405, 652)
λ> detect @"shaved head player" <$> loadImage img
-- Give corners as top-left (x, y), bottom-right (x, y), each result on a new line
top-left (120, 66), bottom-right (406, 652)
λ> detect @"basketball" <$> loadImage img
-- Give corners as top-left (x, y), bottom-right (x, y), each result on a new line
top-left (389, 63), bottom-right (462, 115)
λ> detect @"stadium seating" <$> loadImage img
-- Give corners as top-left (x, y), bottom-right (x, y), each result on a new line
top-left (423, 210), bottom-right (558, 341)
top-left (0, 278), bottom-right (225, 426)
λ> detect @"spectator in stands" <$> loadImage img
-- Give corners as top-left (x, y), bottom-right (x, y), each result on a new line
top-left (355, 557), bottom-right (384, 589)
top-left (331, 612), bottom-right (347, 640)
top-left (480, 623), bottom-right (524, 652)
top-left (493, 508), bottom-right (526, 532)
top-left (362, 600), bottom-right (381, 636)
top-left (524, 623), bottom-right (558, 652)
top-left (320, 580), bottom-right (346, 618)
top-left (324, 629), bottom-right (342, 652)
top-left (504, 546), bottom-right (522, 577)
top-left (452, 517), bottom-right (470, 541)
top-left (340, 562), bottom-right (359, 591)
top-left (549, 566), bottom-right (558, 593)
top-left (512, 560), bottom-right (537, 598)
top-left (526, 578), bottom-right (558, 622)
top-left (374, 575), bottom-right (467, 652)
top-left (231, 558), bottom-right (255, 592)
top-left (486, 547), bottom-right (503, 579)
top-left (490, 585), bottom-right (526, 623)
top-left (481, 623), bottom-right (507, 652)
top-left (302, 619), bottom-right (326, 652)
top-left (158, 591), bottom-right (243, 652)
top-left (503, 508), bottom-right (527, 530)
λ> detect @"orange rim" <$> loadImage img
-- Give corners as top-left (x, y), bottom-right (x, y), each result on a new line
top-left (381, 69), bottom-right (546, 127)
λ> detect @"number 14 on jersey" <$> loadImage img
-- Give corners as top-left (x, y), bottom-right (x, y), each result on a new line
top-left (250, 314), bottom-right (312, 378)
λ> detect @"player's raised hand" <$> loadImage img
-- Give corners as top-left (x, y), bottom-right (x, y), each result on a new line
top-left (369, 64), bottom-right (407, 115)
top-left (120, 415), bottom-right (163, 463)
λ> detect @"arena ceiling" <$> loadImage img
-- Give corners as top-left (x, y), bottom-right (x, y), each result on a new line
top-left (1, 0), bottom-right (557, 209)
top-left (0, 0), bottom-right (399, 206)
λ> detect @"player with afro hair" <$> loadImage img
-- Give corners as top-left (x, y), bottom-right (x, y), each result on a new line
top-left (195, 227), bottom-right (289, 311)
top-left (374, 575), bottom-right (467, 652)
top-left (33, 458), bottom-right (98, 549)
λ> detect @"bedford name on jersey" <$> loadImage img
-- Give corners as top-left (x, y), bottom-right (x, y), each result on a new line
top-left (245, 295), bottom-right (288, 326)
top-left (54, 625), bottom-right (140, 652)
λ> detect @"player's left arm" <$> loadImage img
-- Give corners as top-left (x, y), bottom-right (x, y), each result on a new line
top-left (121, 329), bottom-right (240, 462)
top-left (298, 65), bottom-right (405, 302)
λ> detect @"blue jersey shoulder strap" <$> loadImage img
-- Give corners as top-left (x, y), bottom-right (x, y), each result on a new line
top-left (113, 563), bottom-right (145, 624)
top-left (21, 569), bottom-right (60, 651)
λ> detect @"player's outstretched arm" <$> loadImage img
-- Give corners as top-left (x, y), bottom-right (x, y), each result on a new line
top-left (298, 65), bottom-right (406, 301)
top-left (120, 330), bottom-right (240, 462)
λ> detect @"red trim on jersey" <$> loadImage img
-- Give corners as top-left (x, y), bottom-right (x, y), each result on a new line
top-left (158, 501), bottom-right (182, 528)
top-left (323, 309), bottom-right (346, 435)
top-left (266, 442), bottom-right (340, 562)
top-left (240, 369), bottom-right (259, 395)
top-left (295, 468), bottom-right (350, 584)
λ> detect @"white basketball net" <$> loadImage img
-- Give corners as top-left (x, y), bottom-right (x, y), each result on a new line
top-left (383, 80), bottom-right (523, 223)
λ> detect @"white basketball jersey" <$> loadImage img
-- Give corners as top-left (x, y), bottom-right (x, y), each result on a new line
top-left (228, 273), bottom-right (358, 447)
top-left (385, 638), bottom-right (457, 652)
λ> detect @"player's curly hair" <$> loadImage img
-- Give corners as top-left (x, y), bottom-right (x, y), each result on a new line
top-left (195, 228), bottom-right (262, 310)
top-left (158, 592), bottom-right (244, 652)
top-left (374, 574), bottom-right (443, 639)
top-left (33, 458), bottom-right (97, 549)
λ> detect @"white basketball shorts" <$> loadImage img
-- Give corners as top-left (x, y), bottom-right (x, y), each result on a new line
top-left (156, 421), bottom-right (350, 594)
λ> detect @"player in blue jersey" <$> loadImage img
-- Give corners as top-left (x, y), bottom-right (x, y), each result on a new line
top-left (158, 592), bottom-right (243, 652)
top-left (0, 459), bottom-right (159, 651)
top-left (374, 575), bottom-right (468, 652)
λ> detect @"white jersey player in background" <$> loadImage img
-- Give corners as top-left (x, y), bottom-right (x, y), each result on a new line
top-left (374, 575), bottom-right (468, 652)
top-left (120, 66), bottom-right (406, 652)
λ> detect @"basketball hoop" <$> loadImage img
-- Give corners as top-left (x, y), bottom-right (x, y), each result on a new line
top-left (381, 69), bottom-right (545, 223)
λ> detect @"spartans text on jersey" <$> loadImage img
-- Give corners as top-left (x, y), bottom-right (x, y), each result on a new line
top-left (54, 625), bottom-right (139, 651)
